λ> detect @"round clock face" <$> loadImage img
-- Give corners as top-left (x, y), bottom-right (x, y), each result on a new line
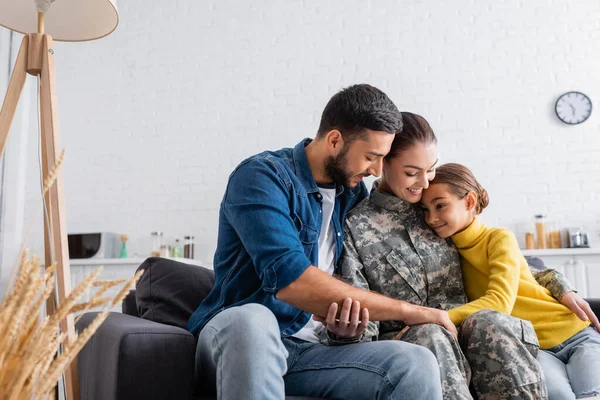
top-left (555, 91), bottom-right (592, 125)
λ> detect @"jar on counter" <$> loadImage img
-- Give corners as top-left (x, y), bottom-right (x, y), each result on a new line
top-left (535, 215), bottom-right (547, 249)
top-left (172, 239), bottom-right (183, 258)
top-left (516, 221), bottom-right (535, 250)
top-left (548, 221), bottom-right (562, 249)
top-left (151, 232), bottom-right (163, 257)
top-left (525, 232), bottom-right (535, 250)
top-left (184, 236), bottom-right (195, 259)
top-left (159, 245), bottom-right (170, 258)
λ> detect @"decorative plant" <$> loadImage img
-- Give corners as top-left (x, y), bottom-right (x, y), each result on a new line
top-left (0, 150), bottom-right (143, 399)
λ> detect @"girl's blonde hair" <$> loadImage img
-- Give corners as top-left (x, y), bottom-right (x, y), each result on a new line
top-left (430, 163), bottom-right (489, 214)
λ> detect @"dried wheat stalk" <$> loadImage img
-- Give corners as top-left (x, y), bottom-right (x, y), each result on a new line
top-left (0, 149), bottom-right (145, 399)
top-left (0, 253), bottom-right (143, 399)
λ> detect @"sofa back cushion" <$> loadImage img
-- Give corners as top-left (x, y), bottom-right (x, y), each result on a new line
top-left (135, 257), bottom-right (215, 329)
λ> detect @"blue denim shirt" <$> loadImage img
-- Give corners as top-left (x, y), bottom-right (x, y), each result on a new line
top-left (187, 139), bottom-right (368, 337)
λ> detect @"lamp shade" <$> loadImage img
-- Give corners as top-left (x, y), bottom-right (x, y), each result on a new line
top-left (0, 0), bottom-right (118, 42)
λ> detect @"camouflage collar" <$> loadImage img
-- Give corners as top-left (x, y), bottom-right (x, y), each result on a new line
top-left (370, 181), bottom-right (415, 214)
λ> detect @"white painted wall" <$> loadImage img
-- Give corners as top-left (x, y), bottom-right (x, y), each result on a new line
top-left (2, 0), bottom-right (600, 294)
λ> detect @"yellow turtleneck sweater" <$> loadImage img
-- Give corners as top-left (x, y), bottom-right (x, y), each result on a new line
top-left (447, 218), bottom-right (589, 349)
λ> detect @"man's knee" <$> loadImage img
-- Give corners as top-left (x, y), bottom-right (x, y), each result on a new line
top-left (206, 303), bottom-right (280, 342)
top-left (384, 341), bottom-right (440, 384)
top-left (409, 344), bottom-right (439, 374)
top-left (400, 344), bottom-right (441, 394)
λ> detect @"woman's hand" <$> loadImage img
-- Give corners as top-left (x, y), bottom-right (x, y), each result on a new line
top-left (313, 298), bottom-right (369, 339)
top-left (561, 291), bottom-right (600, 331)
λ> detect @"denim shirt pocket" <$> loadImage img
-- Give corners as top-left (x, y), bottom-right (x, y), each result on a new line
top-left (385, 249), bottom-right (428, 303)
top-left (293, 213), bottom-right (318, 258)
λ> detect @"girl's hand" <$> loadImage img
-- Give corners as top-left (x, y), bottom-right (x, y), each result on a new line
top-left (561, 291), bottom-right (600, 331)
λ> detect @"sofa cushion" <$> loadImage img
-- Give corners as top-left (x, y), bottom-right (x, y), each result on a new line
top-left (524, 256), bottom-right (547, 270)
top-left (136, 257), bottom-right (215, 329)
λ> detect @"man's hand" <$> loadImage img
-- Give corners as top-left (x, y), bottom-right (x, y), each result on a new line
top-left (313, 298), bottom-right (369, 339)
top-left (561, 291), bottom-right (600, 331)
top-left (402, 304), bottom-right (458, 337)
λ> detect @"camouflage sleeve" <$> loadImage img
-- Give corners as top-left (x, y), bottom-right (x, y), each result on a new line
top-left (531, 268), bottom-right (576, 300)
top-left (335, 224), bottom-right (380, 342)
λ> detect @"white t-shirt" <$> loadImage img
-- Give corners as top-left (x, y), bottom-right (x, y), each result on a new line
top-left (292, 185), bottom-right (337, 342)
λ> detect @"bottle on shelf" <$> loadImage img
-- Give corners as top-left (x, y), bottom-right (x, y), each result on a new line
top-left (172, 239), bottom-right (183, 258)
top-left (159, 244), bottom-right (170, 258)
top-left (119, 234), bottom-right (129, 258)
top-left (534, 215), bottom-right (547, 249)
top-left (184, 236), bottom-right (195, 259)
top-left (525, 232), bottom-right (535, 250)
top-left (151, 232), bottom-right (163, 257)
top-left (548, 221), bottom-right (562, 249)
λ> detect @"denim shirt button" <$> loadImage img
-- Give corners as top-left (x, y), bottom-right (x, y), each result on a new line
top-left (337, 232), bottom-right (341, 237)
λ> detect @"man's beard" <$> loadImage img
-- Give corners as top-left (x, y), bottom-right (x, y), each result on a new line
top-left (324, 145), bottom-right (355, 188)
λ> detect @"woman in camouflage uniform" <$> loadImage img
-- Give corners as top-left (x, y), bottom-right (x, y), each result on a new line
top-left (339, 112), bottom-right (579, 400)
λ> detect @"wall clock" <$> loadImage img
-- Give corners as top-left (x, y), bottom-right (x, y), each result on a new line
top-left (555, 91), bottom-right (592, 125)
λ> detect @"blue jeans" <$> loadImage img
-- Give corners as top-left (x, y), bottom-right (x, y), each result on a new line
top-left (195, 303), bottom-right (442, 400)
top-left (537, 327), bottom-right (600, 399)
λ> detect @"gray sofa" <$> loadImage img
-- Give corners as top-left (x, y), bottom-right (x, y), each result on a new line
top-left (76, 257), bottom-right (600, 400)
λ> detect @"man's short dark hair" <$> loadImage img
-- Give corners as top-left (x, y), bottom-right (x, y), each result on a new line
top-left (316, 84), bottom-right (403, 143)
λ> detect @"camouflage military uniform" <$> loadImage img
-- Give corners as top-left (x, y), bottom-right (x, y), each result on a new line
top-left (337, 182), bottom-right (573, 400)
top-left (460, 309), bottom-right (547, 400)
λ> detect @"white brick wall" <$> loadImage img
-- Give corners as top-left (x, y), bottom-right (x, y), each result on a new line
top-left (2, 1), bottom-right (600, 290)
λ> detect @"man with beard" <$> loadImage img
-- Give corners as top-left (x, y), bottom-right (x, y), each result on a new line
top-left (187, 84), bottom-right (454, 400)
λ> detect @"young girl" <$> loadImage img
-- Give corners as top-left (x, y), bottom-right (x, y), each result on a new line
top-left (421, 163), bottom-right (600, 400)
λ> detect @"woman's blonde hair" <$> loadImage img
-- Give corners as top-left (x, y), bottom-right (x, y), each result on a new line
top-left (430, 163), bottom-right (489, 214)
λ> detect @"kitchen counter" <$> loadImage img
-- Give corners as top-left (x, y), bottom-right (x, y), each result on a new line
top-left (521, 248), bottom-right (600, 297)
top-left (69, 257), bottom-right (204, 266)
top-left (69, 257), bottom-right (209, 313)
top-left (522, 248), bottom-right (600, 257)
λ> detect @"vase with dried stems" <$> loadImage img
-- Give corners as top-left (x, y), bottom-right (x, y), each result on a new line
top-left (0, 150), bottom-right (143, 399)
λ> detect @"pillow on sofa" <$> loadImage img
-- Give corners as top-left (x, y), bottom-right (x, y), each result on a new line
top-left (135, 257), bottom-right (215, 329)
top-left (524, 256), bottom-right (547, 270)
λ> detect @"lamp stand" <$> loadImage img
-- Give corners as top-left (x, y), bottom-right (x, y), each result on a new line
top-left (0, 33), bottom-right (78, 399)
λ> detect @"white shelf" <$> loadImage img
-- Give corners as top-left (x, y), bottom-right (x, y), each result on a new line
top-left (521, 248), bottom-right (600, 257)
top-left (68, 257), bottom-right (202, 267)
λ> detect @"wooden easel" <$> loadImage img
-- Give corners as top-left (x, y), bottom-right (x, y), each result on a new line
top-left (0, 13), bottom-right (78, 400)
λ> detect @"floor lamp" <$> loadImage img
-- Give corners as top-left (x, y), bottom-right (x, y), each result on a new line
top-left (0, 1), bottom-right (118, 398)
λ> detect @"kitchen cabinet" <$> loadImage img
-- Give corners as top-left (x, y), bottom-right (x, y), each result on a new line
top-left (522, 249), bottom-right (600, 298)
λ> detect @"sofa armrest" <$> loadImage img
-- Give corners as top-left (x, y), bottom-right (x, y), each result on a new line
top-left (76, 312), bottom-right (196, 400)
top-left (588, 298), bottom-right (600, 320)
